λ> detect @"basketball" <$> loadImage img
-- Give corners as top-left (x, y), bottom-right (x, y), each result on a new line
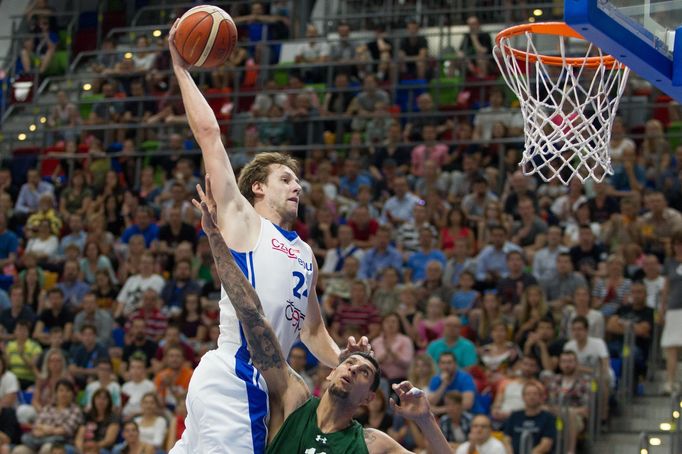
top-left (174, 5), bottom-right (237, 68)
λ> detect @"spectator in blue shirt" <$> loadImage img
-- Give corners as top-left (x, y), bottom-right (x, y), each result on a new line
top-left (57, 260), bottom-right (90, 310)
top-left (426, 315), bottom-right (478, 369)
top-left (339, 158), bottom-right (372, 199)
top-left (15, 169), bottom-right (54, 215)
top-left (0, 212), bottom-right (18, 270)
top-left (427, 351), bottom-right (482, 415)
top-left (160, 259), bottom-right (201, 316)
top-left (610, 147), bottom-right (645, 193)
top-left (68, 324), bottom-right (110, 387)
top-left (405, 228), bottom-right (447, 282)
top-left (381, 175), bottom-right (421, 226)
top-left (121, 206), bottom-right (159, 247)
top-left (475, 225), bottom-right (522, 286)
top-left (359, 225), bottom-right (403, 280)
top-left (58, 214), bottom-right (88, 256)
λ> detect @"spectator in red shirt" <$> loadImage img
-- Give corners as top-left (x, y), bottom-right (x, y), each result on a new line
top-left (347, 205), bottom-right (379, 248)
top-left (331, 280), bottom-right (381, 343)
top-left (152, 324), bottom-right (196, 373)
top-left (127, 289), bottom-right (168, 343)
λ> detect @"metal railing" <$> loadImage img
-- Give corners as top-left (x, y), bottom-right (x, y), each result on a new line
top-left (618, 322), bottom-right (637, 405)
top-left (648, 294), bottom-right (663, 382)
top-left (554, 397), bottom-right (570, 454)
top-left (670, 391), bottom-right (682, 454)
top-left (588, 367), bottom-right (604, 443)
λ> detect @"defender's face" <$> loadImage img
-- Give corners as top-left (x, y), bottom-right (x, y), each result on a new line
top-left (326, 355), bottom-right (377, 405)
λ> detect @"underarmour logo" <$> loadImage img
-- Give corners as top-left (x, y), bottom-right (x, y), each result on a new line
top-left (316, 435), bottom-right (327, 444)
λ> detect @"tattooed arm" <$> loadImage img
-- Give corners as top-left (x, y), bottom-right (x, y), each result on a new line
top-left (193, 177), bottom-right (311, 410)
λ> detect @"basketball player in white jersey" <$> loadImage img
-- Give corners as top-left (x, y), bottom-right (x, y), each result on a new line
top-left (166, 20), bottom-right (368, 454)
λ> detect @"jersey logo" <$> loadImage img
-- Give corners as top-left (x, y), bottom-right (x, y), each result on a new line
top-left (271, 238), bottom-right (300, 259)
top-left (285, 300), bottom-right (306, 333)
top-left (315, 435), bottom-right (327, 444)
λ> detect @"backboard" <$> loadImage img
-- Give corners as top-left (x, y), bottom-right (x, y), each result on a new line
top-left (565, 0), bottom-right (682, 102)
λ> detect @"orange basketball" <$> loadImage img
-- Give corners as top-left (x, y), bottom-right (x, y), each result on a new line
top-left (174, 5), bottom-right (237, 68)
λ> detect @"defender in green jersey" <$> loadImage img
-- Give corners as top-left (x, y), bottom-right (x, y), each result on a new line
top-left (194, 176), bottom-right (452, 454)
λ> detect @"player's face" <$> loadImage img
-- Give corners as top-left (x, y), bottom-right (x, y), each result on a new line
top-left (327, 355), bottom-right (376, 404)
top-left (262, 165), bottom-right (301, 223)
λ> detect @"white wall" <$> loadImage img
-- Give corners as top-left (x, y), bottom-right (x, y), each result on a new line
top-left (0, 0), bottom-right (31, 72)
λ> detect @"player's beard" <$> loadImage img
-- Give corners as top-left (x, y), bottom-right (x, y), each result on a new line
top-left (328, 382), bottom-right (350, 400)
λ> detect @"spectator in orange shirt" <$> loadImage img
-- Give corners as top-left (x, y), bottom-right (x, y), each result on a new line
top-left (153, 345), bottom-right (192, 411)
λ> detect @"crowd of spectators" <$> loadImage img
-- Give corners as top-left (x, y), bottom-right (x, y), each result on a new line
top-left (2, 1), bottom-right (682, 454)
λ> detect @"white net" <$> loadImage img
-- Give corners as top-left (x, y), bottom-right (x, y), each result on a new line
top-left (493, 24), bottom-right (630, 184)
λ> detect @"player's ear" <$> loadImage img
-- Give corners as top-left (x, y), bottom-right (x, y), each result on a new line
top-left (325, 367), bottom-right (336, 381)
top-left (252, 181), bottom-right (265, 197)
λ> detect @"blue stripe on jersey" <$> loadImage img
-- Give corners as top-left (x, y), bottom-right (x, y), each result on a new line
top-left (248, 251), bottom-right (256, 287)
top-left (229, 250), bottom-right (250, 281)
top-left (234, 251), bottom-right (268, 453)
top-left (272, 222), bottom-right (299, 242)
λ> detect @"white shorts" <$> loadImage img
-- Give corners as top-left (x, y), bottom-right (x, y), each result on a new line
top-left (662, 309), bottom-right (682, 348)
top-left (169, 340), bottom-right (269, 454)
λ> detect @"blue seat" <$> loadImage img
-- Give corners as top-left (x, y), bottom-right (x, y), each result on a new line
top-left (112, 327), bottom-right (125, 348)
top-left (395, 79), bottom-right (427, 113)
top-left (19, 390), bottom-right (33, 405)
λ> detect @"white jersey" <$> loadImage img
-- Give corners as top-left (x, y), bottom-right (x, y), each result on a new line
top-left (171, 217), bottom-right (314, 454)
top-left (218, 217), bottom-right (314, 356)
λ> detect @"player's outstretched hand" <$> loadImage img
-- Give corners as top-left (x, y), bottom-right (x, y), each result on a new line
top-left (193, 175), bottom-right (219, 233)
top-left (389, 381), bottom-right (431, 424)
top-left (339, 336), bottom-right (372, 362)
top-left (168, 18), bottom-right (190, 70)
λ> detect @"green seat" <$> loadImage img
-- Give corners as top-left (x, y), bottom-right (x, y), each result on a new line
top-left (58, 30), bottom-right (69, 50)
top-left (305, 83), bottom-right (327, 105)
top-left (272, 64), bottom-right (289, 87)
top-left (429, 76), bottom-right (462, 107)
top-left (438, 51), bottom-right (458, 78)
top-left (79, 93), bottom-right (103, 119)
top-left (42, 50), bottom-right (68, 77)
top-left (141, 140), bottom-right (160, 151)
top-left (140, 140), bottom-right (161, 168)
top-left (668, 120), bottom-right (682, 151)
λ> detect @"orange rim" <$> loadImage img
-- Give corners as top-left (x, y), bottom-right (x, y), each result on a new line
top-left (496, 22), bottom-right (621, 69)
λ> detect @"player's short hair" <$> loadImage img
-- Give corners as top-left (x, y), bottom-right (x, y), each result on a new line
top-left (347, 352), bottom-right (381, 392)
top-left (237, 152), bottom-right (299, 204)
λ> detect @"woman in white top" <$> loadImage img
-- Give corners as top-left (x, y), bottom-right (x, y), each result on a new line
top-left (133, 392), bottom-right (168, 450)
top-left (562, 286), bottom-right (605, 339)
top-left (25, 219), bottom-right (59, 261)
top-left (608, 116), bottom-right (636, 165)
top-left (0, 355), bottom-right (19, 408)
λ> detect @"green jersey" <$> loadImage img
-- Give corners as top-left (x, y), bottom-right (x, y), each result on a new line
top-left (266, 397), bottom-right (369, 454)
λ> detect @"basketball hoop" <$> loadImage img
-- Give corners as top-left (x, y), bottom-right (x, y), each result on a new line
top-left (494, 22), bottom-right (630, 184)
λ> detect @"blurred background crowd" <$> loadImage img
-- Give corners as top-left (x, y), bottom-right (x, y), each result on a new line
top-left (0, 0), bottom-right (681, 453)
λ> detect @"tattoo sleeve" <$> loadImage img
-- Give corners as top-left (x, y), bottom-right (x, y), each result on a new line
top-left (205, 227), bottom-right (286, 372)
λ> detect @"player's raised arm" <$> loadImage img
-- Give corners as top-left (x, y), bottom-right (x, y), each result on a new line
top-left (168, 20), bottom-right (258, 241)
